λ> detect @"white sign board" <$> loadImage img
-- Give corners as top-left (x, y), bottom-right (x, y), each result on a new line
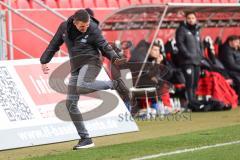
top-left (0, 58), bottom-right (138, 150)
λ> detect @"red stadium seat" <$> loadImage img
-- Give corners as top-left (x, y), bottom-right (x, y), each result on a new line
top-left (95, 0), bottom-right (108, 8)
top-left (10, 0), bottom-right (18, 9)
top-left (228, 0), bottom-right (237, 2)
top-left (201, 0), bottom-right (211, 2)
top-left (139, 0), bottom-right (152, 4)
top-left (72, 0), bottom-right (84, 8)
top-left (0, 0), bottom-right (5, 9)
top-left (29, 0), bottom-right (45, 9)
top-left (129, 0), bottom-right (141, 5)
top-left (83, 0), bottom-right (96, 8)
top-left (219, 0), bottom-right (230, 2)
top-left (151, 0), bottom-right (161, 3)
top-left (160, 0), bottom-right (167, 3)
top-left (1, 0), bottom-right (18, 9)
top-left (192, 0), bottom-right (202, 2)
top-left (29, 0), bottom-right (59, 8)
top-left (172, 0), bottom-right (182, 2)
top-left (18, 0), bottom-right (31, 9)
top-left (28, 0), bottom-right (33, 8)
top-left (107, 0), bottom-right (119, 8)
top-left (59, 0), bottom-right (72, 8)
top-left (117, 0), bottom-right (130, 7)
top-left (210, 0), bottom-right (220, 2)
top-left (152, 0), bottom-right (166, 3)
top-left (45, 0), bottom-right (58, 8)
top-left (167, 0), bottom-right (178, 3)
top-left (55, 0), bottom-right (61, 8)
top-left (181, 0), bottom-right (193, 3)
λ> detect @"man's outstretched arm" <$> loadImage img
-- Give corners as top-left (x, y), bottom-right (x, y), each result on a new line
top-left (92, 27), bottom-right (127, 65)
top-left (40, 22), bottom-right (65, 73)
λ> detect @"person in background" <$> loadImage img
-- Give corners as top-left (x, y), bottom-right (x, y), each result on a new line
top-left (175, 11), bottom-right (203, 108)
top-left (219, 35), bottom-right (240, 100)
top-left (133, 41), bottom-right (173, 111)
top-left (144, 42), bottom-right (172, 110)
top-left (40, 10), bottom-right (130, 150)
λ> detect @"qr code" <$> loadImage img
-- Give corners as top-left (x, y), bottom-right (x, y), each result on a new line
top-left (0, 67), bottom-right (34, 121)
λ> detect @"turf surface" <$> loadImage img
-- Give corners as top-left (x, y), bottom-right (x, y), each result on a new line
top-left (1, 108), bottom-right (240, 160)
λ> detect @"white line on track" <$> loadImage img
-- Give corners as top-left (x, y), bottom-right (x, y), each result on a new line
top-left (131, 140), bottom-right (240, 160)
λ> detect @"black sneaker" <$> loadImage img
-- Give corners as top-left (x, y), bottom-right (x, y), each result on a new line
top-left (113, 79), bottom-right (131, 101)
top-left (73, 138), bottom-right (95, 150)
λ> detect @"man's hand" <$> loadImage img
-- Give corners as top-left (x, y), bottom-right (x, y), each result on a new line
top-left (41, 64), bottom-right (50, 74)
top-left (113, 58), bottom-right (127, 66)
top-left (151, 76), bottom-right (158, 84)
top-left (156, 54), bottom-right (163, 64)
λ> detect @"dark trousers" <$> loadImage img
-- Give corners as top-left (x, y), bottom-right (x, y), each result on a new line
top-left (66, 63), bottom-right (113, 139)
top-left (181, 65), bottom-right (201, 103)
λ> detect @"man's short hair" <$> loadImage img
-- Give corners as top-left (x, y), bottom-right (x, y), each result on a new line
top-left (185, 11), bottom-right (196, 18)
top-left (85, 8), bottom-right (94, 17)
top-left (226, 35), bottom-right (240, 43)
top-left (73, 9), bottom-right (90, 22)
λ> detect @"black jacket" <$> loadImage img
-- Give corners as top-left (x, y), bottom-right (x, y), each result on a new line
top-left (40, 16), bottom-right (119, 72)
top-left (219, 43), bottom-right (240, 72)
top-left (133, 58), bottom-right (169, 88)
top-left (175, 22), bottom-right (203, 66)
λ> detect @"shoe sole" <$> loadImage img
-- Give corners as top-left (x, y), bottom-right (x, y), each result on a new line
top-left (73, 143), bottom-right (95, 150)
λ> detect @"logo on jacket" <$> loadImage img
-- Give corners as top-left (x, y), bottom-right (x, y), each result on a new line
top-left (80, 35), bottom-right (88, 43)
top-left (186, 68), bottom-right (192, 75)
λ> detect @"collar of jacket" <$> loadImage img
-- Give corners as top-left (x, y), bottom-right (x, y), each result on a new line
top-left (181, 21), bottom-right (201, 32)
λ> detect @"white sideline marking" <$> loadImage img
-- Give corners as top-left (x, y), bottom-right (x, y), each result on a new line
top-left (131, 140), bottom-right (240, 160)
